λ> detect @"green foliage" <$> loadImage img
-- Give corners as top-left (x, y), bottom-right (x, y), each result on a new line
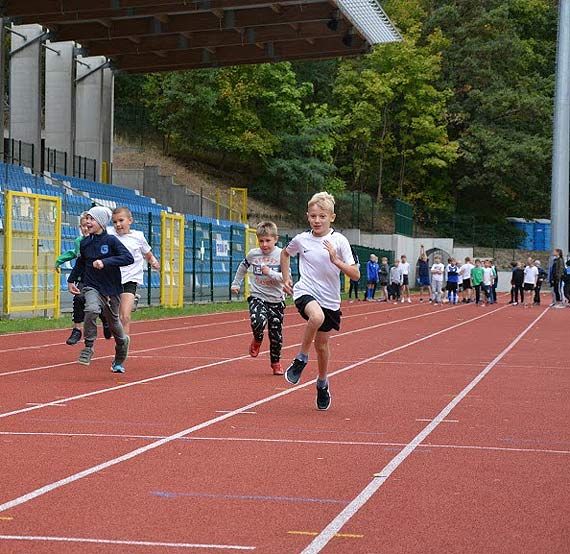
top-left (114, 0), bottom-right (558, 239)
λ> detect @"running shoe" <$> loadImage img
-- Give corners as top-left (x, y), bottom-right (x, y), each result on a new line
top-left (271, 362), bottom-right (284, 375)
top-left (103, 322), bottom-right (112, 340)
top-left (407, 298), bottom-right (412, 303)
top-left (285, 358), bottom-right (307, 385)
top-left (316, 384), bottom-right (332, 410)
top-left (111, 360), bottom-right (125, 374)
top-left (78, 346), bottom-right (94, 366)
top-left (114, 336), bottom-right (130, 366)
top-left (249, 339), bottom-right (262, 358)
top-left (133, 293), bottom-right (141, 312)
top-left (66, 327), bottom-right (82, 346)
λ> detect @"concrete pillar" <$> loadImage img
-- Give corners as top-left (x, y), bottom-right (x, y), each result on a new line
top-left (44, 41), bottom-right (75, 174)
top-left (9, 24), bottom-right (44, 173)
top-left (101, 67), bottom-right (114, 181)
top-left (0, 19), bottom-right (5, 162)
top-left (75, 55), bottom-right (106, 180)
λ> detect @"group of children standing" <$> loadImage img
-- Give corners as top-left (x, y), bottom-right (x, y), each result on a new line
top-left (58, 206), bottom-right (159, 373)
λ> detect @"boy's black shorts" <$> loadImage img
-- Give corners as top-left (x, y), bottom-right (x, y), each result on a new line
top-left (446, 282), bottom-right (458, 292)
top-left (295, 294), bottom-right (341, 333)
top-left (402, 275), bottom-right (409, 286)
top-left (123, 281), bottom-right (138, 295)
top-left (523, 283), bottom-right (535, 291)
top-left (463, 278), bottom-right (472, 290)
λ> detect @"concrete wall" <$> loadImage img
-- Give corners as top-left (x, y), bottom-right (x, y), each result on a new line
top-left (10, 24), bottom-right (43, 172)
top-left (45, 41), bottom-right (75, 160)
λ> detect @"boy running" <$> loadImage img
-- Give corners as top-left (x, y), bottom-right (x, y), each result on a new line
top-left (231, 221), bottom-right (286, 375)
top-left (281, 192), bottom-right (359, 410)
top-left (67, 207), bottom-right (134, 368)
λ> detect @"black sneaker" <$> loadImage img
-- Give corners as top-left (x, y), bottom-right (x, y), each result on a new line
top-left (66, 327), bottom-right (82, 346)
top-left (103, 323), bottom-right (112, 340)
top-left (316, 384), bottom-right (332, 411)
top-left (285, 358), bottom-right (307, 385)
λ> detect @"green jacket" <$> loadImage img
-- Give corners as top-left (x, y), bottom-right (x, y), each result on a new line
top-left (471, 266), bottom-right (484, 286)
top-left (55, 235), bottom-right (83, 269)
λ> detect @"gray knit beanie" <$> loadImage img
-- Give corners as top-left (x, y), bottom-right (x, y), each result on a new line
top-left (87, 206), bottom-right (112, 230)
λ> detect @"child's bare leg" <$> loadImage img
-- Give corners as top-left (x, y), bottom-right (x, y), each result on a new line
top-left (314, 331), bottom-right (330, 382)
top-left (120, 292), bottom-right (135, 335)
top-left (299, 301), bottom-right (324, 356)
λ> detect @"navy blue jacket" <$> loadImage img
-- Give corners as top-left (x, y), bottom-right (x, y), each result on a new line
top-left (68, 231), bottom-right (134, 296)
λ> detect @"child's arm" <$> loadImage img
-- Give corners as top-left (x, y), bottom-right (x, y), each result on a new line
top-left (231, 256), bottom-right (251, 294)
top-left (280, 249), bottom-right (293, 295)
top-left (55, 249), bottom-right (77, 270)
top-left (144, 250), bottom-right (160, 270)
top-left (323, 240), bottom-right (360, 281)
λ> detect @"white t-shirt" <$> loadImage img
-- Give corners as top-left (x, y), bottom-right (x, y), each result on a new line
top-left (108, 228), bottom-right (152, 284)
top-left (460, 263), bottom-right (474, 280)
top-left (482, 267), bottom-right (494, 286)
top-left (286, 229), bottom-right (355, 311)
top-left (431, 263), bottom-right (445, 282)
top-left (524, 265), bottom-right (538, 285)
top-left (399, 261), bottom-right (410, 276)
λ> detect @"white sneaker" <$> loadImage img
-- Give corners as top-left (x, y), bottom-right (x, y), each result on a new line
top-left (407, 298), bottom-right (412, 303)
top-left (401, 298), bottom-right (405, 303)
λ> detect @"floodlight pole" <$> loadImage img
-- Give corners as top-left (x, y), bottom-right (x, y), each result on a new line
top-left (551, 0), bottom-right (570, 254)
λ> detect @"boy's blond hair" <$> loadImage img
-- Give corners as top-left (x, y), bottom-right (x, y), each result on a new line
top-left (79, 211), bottom-right (89, 223)
top-left (256, 221), bottom-right (278, 238)
top-left (307, 191), bottom-right (335, 214)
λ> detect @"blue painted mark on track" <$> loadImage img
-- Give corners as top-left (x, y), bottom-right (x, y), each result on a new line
top-left (150, 491), bottom-right (349, 504)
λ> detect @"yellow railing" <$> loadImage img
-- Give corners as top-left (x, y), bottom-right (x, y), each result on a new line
top-left (160, 212), bottom-right (185, 307)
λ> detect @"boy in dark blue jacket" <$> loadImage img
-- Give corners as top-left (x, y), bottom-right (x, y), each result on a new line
top-left (68, 206), bottom-right (134, 369)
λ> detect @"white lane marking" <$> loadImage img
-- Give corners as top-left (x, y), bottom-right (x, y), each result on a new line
top-left (0, 303), bottom-right (464, 417)
top-left (0, 306), bottom-right (503, 513)
top-left (301, 308), bottom-right (549, 554)
top-left (0, 304), bottom-right (414, 377)
top-left (215, 411), bottom-right (257, 415)
top-left (0, 302), bottom-right (410, 357)
top-left (25, 403), bottom-right (67, 408)
top-left (415, 418), bottom-right (458, 423)
top-left (0, 535), bottom-right (254, 550)
top-left (2, 431), bottom-right (569, 456)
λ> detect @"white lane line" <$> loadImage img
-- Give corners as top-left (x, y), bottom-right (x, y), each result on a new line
top-left (0, 306), bottom-right (503, 514)
top-left (2, 431), bottom-right (570, 456)
top-left (0, 535), bottom-right (255, 550)
top-left (215, 411), bottom-right (257, 415)
top-left (301, 307), bottom-right (549, 554)
top-left (415, 418), bottom-right (458, 423)
top-left (0, 303), bottom-right (465, 418)
top-left (0, 304), bottom-right (414, 377)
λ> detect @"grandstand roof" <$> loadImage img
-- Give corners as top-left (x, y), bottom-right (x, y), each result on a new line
top-left (3, 0), bottom-right (401, 73)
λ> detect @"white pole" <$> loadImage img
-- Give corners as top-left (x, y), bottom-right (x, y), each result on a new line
top-left (551, 0), bottom-right (570, 254)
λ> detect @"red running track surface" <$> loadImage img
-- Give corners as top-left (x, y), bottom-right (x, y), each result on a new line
top-left (0, 300), bottom-right (568, 553)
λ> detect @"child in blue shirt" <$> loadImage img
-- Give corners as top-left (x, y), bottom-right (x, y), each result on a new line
top-left (366, 254), bottom-right (379, 300)
top-left (446, 258), bottom-right (460, 304)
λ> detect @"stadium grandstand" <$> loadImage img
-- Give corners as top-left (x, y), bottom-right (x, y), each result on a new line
top-left (0, 0), bottom-right (400, 317)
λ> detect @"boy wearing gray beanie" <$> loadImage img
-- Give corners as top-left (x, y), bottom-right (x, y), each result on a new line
top-left (67, 206), bottom-right (134, 369)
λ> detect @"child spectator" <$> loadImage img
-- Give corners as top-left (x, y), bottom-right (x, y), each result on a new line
top-left (511, 261), bottom-right (524, 305)
top-left (564, 259), bottom-right (570, 305)
top-left (549, 248), bottom-right (565, 306)
top-left (482, 260), bottom-right (495, 305)
top-left (378, 256), bottom-right (390, 302)
top-left (389, 259), bottom-right (402, 303)
top-left (523, 259), bottom-right (538, 308)
top-left (446, 258), bottom-right (460, 304)
top-left (490, 259), bottom-right (498, 303)
top-left (281, 192), bottom-right (359, 410)
top-left (366, 254), bottom-right (379, 301)
top-left (534, 260), bottom-right (547, 305)
top-left (417, 245), bottom-right (431, 302)
top-left (347, 247), bottom-right (360, 301)
top-left (232, 221), bottom-right (286, 375)
top-left (109, 207), bottom-right (160, 372)
top-left (459, 257), bottom-right (474, 303)
top-left (471, 259), bottom-right (484, 306)
top-left (430, 255), bottom-right (445, 305)
top-left (67, 207), bottom-right (133, 368)
top-left (399, 254), bottom-right (411, 303)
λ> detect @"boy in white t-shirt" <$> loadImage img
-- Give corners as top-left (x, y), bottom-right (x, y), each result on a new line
top-left (281, 192), bottom-right (360, 411)
top-left (459, 257), bottom-right (475, 303)
top-left (430, 255), bottom-right (445, 305)
top-left (399, 255), bottom-right (411, 303)
top-left (482, 260), bottom-right (495, 304)
top-left (523, 261), bottom-right (538, 308)
top-left (109, 207), bottom-right (160, 372)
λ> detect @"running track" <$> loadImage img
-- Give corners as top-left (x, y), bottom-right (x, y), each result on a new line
top-left (0, 299), bottom-right (568, 553)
